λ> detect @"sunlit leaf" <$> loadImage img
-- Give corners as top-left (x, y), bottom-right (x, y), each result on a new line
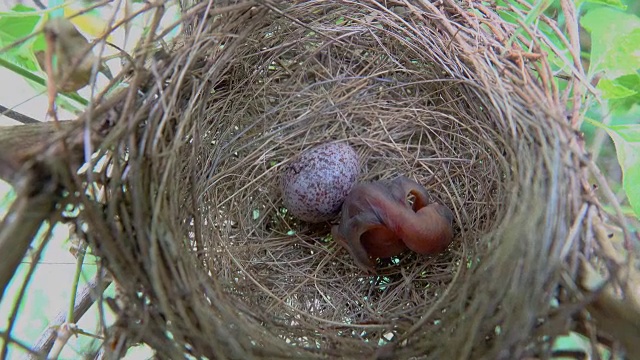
top-left (581, 8), bottom-right (640, 78)
top-left (597, 78), bottom-right (638, 100)
top-left (63, 6), bottom-right (112, 42)
top-left (0, 5), bottom-right (41, 39)
top-left (0, 5), bottom-right (45, 72)
top-left (2, 46), bottom-right (40, 72)
top-left (576, 0), bottom-right (626, 10)
top-left (602, 74), bottom-right (640, 113)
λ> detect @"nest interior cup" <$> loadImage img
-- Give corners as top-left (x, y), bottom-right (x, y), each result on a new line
top-left (85, 1), bottom-right (593, 359)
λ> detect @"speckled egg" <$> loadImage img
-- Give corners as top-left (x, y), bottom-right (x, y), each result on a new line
top-left (281, 142), bottom-right (360, 223)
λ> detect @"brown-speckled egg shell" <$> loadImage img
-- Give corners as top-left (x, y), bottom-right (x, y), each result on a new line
top-left (281, 142), bottom-right (360, 223)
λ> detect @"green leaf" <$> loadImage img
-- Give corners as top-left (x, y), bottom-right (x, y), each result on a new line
top-left (597, 78), bottom-right (638, 100)
top-left (576, 0), bottom-right (626, 10)
top-left (1, 46), bottom-right (40, 72)
top-left (581, 8), bottom-right (640, 78)
top-left (604, 124), bottom-right (640, 218)
top-left (0, 5), bottom-right (45, 73)
top-left (613, 73), bottom-right (640, 91)
top-left (0, 5), bottom-right (41, 46)
top-left (609, 94), bottom-right (640, 114)
top-left (599, 74), bottom-right (640, 113)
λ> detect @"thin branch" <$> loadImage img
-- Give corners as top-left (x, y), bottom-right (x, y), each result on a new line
top-left (0, 120), bottom-right (78, 186)
top-left (0, 105), bottom-right (41, 124)
top-left (24, 269), bottom-right (112, 360)
top-left (0, 58), bottom-right (88, 107)
top-left (560, 0), bottom-right (586, 129)
top-left (0, 222), bottom-right (53, 359)
top-left (0, 331), bottom-right (40, 358)
top-left (580, 259), bottom-right (640, 359)
top-left (68, 244), bottom-right (88, 323)
top-left (0, 193), bottom-right (56, 302)
top-left (586, 159), bottom-right (635, 250)
top-left (32, 0), bottom-right (46, 10)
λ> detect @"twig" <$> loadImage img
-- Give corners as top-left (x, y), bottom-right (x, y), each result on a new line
top-left (0, 120), bottom-right (77, 187)
top-left (48, 323), bottom-right (76, 360)
top-left (503, 0), bottom-right (553, 51)
top-left (0, 331), bottom-right (40, 358)
top-left (32, 0), bottom-right (46, 10)
top-left (576, 213), bottom-right (640, 359)
top-left (24, 270), bottom-right (112, 360)
top-left (0, 222), bottom-right (53, 359)
top-left (0, 193), bottom-right (55, 302)
top-left (586, 159), bottom-right (636, 250)
top-left (43, 22), bottom-right (60, 124)
top-left (0, 105), bottom-right (41, 124)
top-left (68, 244), bottom-right (87, 323)
top-left (580, 259), bottom-right (640, 359)
top-left (560, 0), bottom-right (586, 129)
top-left (0, 58), bottom-right (88, 107)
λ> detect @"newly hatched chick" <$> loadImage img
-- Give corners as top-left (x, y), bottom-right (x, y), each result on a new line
top-left (332, 176), bottom-right (454, 273)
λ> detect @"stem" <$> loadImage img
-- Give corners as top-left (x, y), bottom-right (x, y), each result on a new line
top-left (583, 116), bottom-right (608, 130)
top-left (68, 243), bottom-right (87, 323)
top-left (0, 221), bottom-right (54, 359)
top-left (0, 57), bottom-right (88, 107)
top-left (0, 104), bottom-right (40, 124)
top-left (0, 193), bottom-right (55, 302)
top-left (24, 270), bottom-right (111, 360)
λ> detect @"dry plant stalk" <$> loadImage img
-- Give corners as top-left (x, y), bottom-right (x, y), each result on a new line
top-left (0, 0), bottom-right (636, 359)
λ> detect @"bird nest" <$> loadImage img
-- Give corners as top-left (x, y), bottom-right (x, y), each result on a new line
top-left (2, 0), bottom-right (637, 359)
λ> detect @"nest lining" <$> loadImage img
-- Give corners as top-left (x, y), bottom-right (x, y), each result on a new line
top-left (69, 1), bottom-right (596, 359)
top-left (194, 7), bottom-right (507, 344)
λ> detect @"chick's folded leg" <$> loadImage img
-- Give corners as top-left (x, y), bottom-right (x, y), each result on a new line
top-left (388, 176), bottom-right (433, 211)
top-left (402, 203), bottom-right (455, 255)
